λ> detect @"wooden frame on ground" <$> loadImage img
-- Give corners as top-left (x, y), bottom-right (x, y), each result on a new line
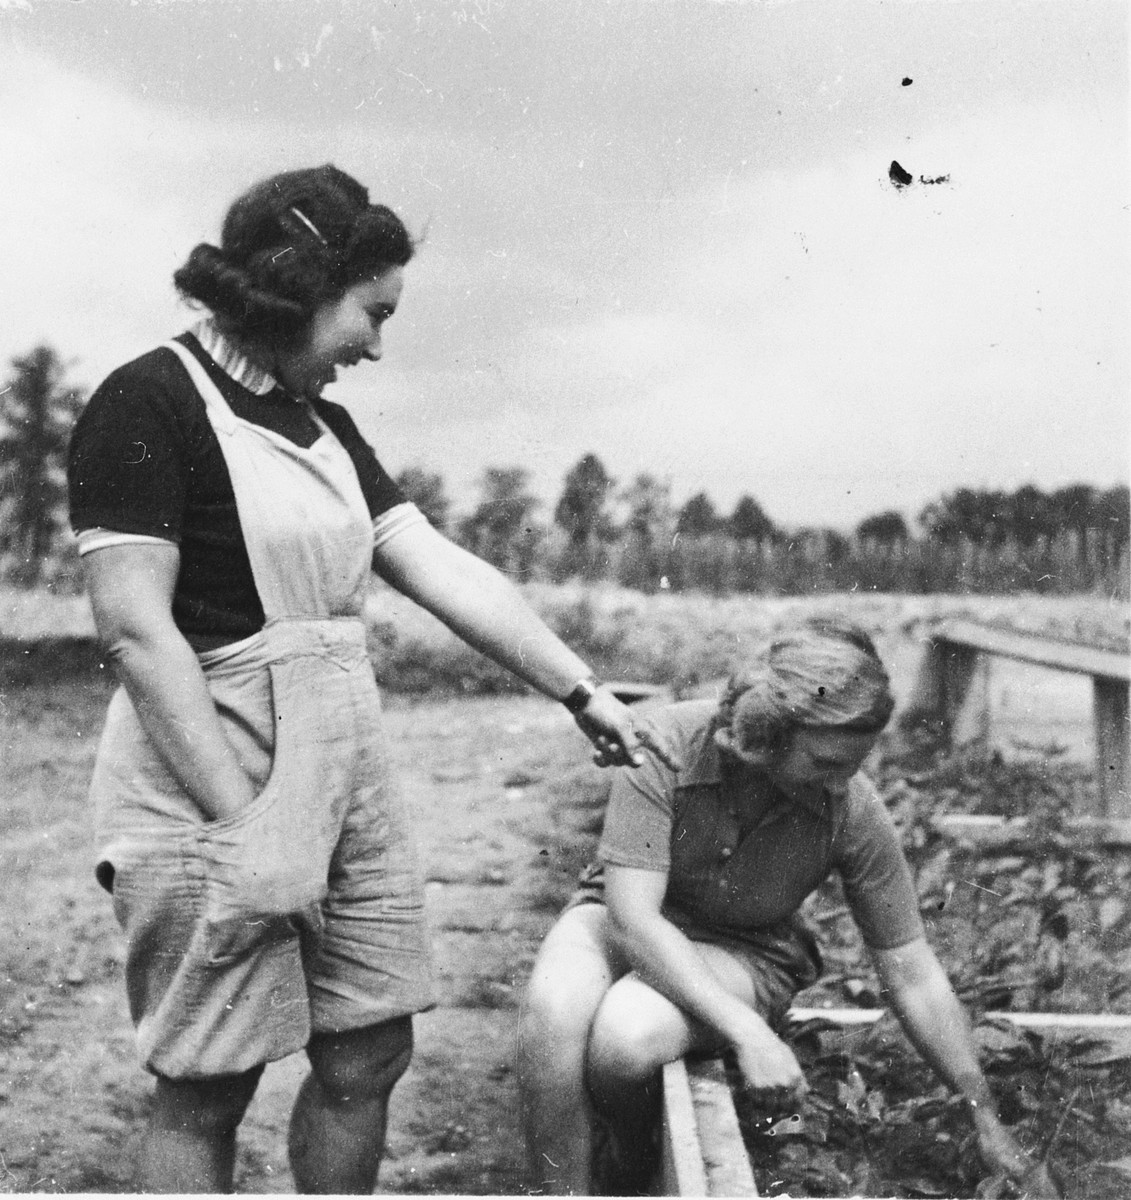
top-left (659, 1009), bottom-right (1131, 1198)
top-left (908, 618), bottom-right (1130, 841)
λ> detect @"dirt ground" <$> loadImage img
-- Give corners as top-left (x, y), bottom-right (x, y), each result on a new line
top-left (0, 624), bottom-right (1107, 1195)
top-left (0, 675), bottom-right (586, 1195)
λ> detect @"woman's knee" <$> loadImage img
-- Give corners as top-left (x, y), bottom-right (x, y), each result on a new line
top-left (522, 964), bottom-right (600, 1046)
top-left (305, 1016), bottom-right (414, 1102)
top-left (587, 1022), bottom-right (663, 1085)
top-left (519, 910), bottom-right (619, 1070)
top-left (150, 1065), bottom-right (264, 1134)
top-left (587, 984), bottom-right (691, 1084)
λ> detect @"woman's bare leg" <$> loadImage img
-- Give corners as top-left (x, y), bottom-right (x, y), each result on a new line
top-left (517, 904), bottom-right (627, 1195)
top-left (138, 1066), bottom-right (264, 1193)
top-left (585, 943), bottom-right (762, 1190)
top-left (288, 1016), bottom-right (413, 1194)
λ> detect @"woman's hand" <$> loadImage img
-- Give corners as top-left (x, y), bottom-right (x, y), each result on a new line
top-left (574, 688), bottom-right (680, 770)
top-left (971, 1107), bottom-right (1061, 1198)
top-left (375, 528), bottom-right (680, 770)
top-left (730, 1023), bottom-right (809, 1109)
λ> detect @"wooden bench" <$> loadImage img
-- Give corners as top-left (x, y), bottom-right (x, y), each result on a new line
top-left (909, 618), bottom-right (1130, 840)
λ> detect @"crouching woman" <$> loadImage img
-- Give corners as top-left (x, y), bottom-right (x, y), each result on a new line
top-left (517, 618), bottom-right (1058, 1197)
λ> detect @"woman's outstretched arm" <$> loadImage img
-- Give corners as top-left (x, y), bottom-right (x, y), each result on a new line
top-left (372, 521), bottom-right (677, 768)
top-left (872, 938), bottom-right (1061, 1198)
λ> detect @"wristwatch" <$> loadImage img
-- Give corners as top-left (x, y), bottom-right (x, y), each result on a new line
top-left (562, 677), bottom-right (601, 714)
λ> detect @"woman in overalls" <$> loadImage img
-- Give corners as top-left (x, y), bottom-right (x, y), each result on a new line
top-left (67, 163), bottom-right (668, 1194)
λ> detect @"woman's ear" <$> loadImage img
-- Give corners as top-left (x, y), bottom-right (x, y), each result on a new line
top-left (712, 726), bottom-right (738, 758)
top-left (715, 708), bottom-right (790, 769)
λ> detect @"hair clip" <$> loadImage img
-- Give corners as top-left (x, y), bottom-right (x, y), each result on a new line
top-left (289, 206), bottom-right (328, 246)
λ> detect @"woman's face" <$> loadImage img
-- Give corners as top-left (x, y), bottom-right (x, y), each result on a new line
top-left (276, 268), bottom-right (404, 401)
top-left (771, 727), bottom-right (878, 796)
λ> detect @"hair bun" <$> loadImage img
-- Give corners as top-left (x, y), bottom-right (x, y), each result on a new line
top-left (172, 164), bottom-right (413, 350)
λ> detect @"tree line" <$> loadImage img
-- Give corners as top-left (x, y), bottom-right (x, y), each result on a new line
top-left (397, 453), bottom-right (1128, 596)
top-left (2, 345), bottom-right (1127, 596)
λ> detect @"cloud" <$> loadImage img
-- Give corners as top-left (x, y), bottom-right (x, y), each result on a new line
top-left (3, 3), bottom-right (1124, 531)
top-left (0, 47), bottom-right (237, 382)
top-left (453, 93), bottom-right (1129, 523)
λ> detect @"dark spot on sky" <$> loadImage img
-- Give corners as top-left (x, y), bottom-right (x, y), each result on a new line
top-left (889, 160), bottom-right (914, 188)
top-left (817, 686), bottom-right (826, 696)
top-left (902, 77), bottom-right (913, 86)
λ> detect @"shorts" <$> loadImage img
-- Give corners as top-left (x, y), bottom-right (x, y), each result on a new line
top-left (91, 621), bottom-right (436, 1079)
top-left (567, 862), bottom-right (821, 1026)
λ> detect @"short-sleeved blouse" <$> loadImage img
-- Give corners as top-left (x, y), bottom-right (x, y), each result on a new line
top-left (68, 326), bottom-right (419, 645)
top-left (595, 700), bottom-right (925, 951)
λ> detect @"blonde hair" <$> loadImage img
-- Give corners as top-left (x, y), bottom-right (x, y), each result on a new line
top-left (713, 618), bottom-right (894, 767)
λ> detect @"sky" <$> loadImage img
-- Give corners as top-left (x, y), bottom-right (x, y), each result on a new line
top-left (1, 0), bottom-right (1127, 531)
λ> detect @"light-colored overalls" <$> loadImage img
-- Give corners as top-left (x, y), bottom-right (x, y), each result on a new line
top-left (90, 341), bottom-right (434, 1079)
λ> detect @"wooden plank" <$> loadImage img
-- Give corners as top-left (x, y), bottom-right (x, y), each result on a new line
top-left (910, 622), bottom-right (1131, 836)
top-left (686, 1057), bottom-right (758, 1197)
top-left (934, 812), bottom-right (1131, 848)
top-left (1094, 676), bottom-right (1131, 822)
top-left (788, 1007), bottom-right (1131, 1034)
top-left (936, 619), bottom-right (1131, 682)
top-left (906, 638), bottom-right (947, 718)
top-left (948, 645), bottom-right (991, 745)
top-left (661, 1058), bottom-right (709, 1197)
top-left (905, 639), bottom-right (988, 742)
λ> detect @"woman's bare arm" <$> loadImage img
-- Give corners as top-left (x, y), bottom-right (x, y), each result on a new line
top-left (373, 522), bottom-right (677, 768)
top-left (605, 865), bottom-right (806, 1099)
top-left (873, 937), bottom-right (1060, 1196)
top-left (83, 542), bottom-right (255, 821)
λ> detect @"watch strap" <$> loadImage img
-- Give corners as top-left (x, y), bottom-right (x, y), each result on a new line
top-left (562, 677), bottom-right (600, 714)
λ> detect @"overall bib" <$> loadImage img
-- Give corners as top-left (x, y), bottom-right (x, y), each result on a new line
top-left (89, 341), bottom-right (435, 1079)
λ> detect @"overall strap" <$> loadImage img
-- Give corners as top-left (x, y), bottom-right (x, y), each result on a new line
top-left (162, 340), bottom-right (240, 436)
top-left (161, 338), bottom-right (374, 622)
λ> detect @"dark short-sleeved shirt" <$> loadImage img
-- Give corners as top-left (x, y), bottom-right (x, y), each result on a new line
top-left (595, 700), bottom-right (925, 952)
top-left (68, 329), bottom-right (411, 644)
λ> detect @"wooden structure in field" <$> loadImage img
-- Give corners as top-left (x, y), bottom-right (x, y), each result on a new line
top-left (660, 1056), bottom-right (758, 1197)
top-left (636, 646), bottom-right (1131, 1193)
top-left (660, 1009), bottom-right (1131, 1197)
top-left (909, 618), bottom-right (1130, 841)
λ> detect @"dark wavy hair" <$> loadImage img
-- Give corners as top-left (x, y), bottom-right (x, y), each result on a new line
top-left (173, 164), bottom-right (415, 351)
top-left (712, 617), bottom-right (895, 767)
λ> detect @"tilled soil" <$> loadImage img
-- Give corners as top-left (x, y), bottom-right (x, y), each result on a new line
top-left (1, 682), bottom-right (596, 1194)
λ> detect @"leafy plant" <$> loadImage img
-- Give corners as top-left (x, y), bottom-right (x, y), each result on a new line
top-left (750, 744), bottom-right (1131, 1196)
top-left (732, 1016), bottom-right (1131, 1197)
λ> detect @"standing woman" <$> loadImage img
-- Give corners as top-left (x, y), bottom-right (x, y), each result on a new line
top-left (68, 164), bottom-right (665, 1194)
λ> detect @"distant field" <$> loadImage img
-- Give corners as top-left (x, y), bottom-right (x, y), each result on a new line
top-left (3, 582), bottom-right (1127, 760)
top-left (1, 582), bottom-right (1128, 1193)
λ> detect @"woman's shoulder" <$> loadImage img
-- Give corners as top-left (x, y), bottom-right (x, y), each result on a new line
top-left (835, 771), bottom-right (899, 843)
top-left (85, 339), bottom-right (206, 426)
top-left (96, 338), bottom-right (185, 386)
top-left (636, 698), bottom-right (716, 748)
top-left (640, 699), bottom-right (718, 782)
top-left (843, 770), bottom-right (883, 807)
top-left (656, 698), bottom-right (717, 734)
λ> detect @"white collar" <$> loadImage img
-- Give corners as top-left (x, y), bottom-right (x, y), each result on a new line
top-left (191, 320), bottom-right (280, 397)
